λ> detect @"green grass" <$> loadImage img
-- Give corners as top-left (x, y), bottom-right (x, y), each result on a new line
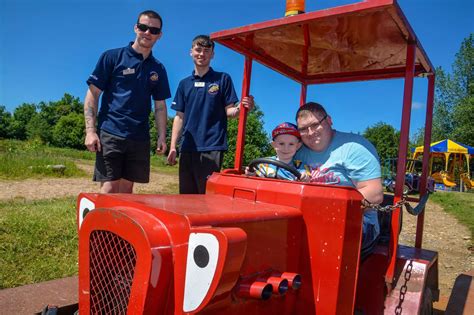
top-left (150, 154), bottom-right (178, 174)
top-left (0, 140), bottom-right (90, 179)
top-left (0, 139), bottom-right (178, 178)
top-left (0, 197), bottom-right (78, 289)
top-left (0, 139), bottom-right (96, 160)
top-left (430, 191), bottom-right (474, 237)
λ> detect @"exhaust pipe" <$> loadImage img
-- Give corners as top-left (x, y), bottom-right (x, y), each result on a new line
top-left (236, 281), bottom-right (273, 300)
top-left (258, 276), bottom-right (289, 295)
top-left (272, 272), bottom-right (302, 290)
top-left (285, 0), bottom-right (305, 16)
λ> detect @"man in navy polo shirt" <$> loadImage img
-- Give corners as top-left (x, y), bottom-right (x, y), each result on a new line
top-left (84, 10), bottom-right (171, 193)
top-left (167, 35), bottom-right (254, 194)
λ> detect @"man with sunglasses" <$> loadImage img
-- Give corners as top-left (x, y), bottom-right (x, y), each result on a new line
top-left (295, 102), bottom-right (384, 257)
top-left (84, 10), bottom-right (170, 193)
top-left (167, 35), bottom-right (254, 194)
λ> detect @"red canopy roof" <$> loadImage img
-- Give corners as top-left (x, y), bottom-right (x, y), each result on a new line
top-left (211, 0), bottom-right (434, 84)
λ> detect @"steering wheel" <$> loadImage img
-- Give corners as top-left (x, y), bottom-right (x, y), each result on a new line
top-left (247, 158), bottom-right (302, 180)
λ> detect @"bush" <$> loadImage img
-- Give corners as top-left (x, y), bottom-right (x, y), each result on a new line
top-left (26, 114), bottom-right (52, 143)
top-left (223, 105), bottom-right (273, 169)
top-left (52, 113), bottom-right (85, 149)
top-left (10, 103), bottom-right (37, 140)
top-left (0, 106), bottom-right (12, 139)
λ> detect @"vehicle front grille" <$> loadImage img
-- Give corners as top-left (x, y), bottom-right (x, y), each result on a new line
top-left (89, 230), bottom-right (137, 314)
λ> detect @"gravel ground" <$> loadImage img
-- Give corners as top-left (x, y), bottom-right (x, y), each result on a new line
top-left (0, 163), bottom-right (177, 200)
top-left (399, 201), bottom-right (472, 297)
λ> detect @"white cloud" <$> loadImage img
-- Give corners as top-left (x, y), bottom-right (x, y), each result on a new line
top-left (412, 101), bottom-right (425, 110)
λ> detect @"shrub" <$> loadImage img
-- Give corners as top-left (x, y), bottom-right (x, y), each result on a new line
top-left (52, 113), bottom-right (85, 149)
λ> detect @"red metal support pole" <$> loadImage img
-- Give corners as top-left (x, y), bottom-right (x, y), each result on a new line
top-left (385, 42), bottom-right (416, 287)
top-left (415, 74), bottom-right (435, 248)
top-left (300, 84), bottom-right (307, 106)
top-left (300, 23), bottom-right (309, 106)
top-left (234, 56), bottom-right (253, 171)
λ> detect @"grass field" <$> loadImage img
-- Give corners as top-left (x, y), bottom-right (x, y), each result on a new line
top-left (0, 139), bottom-right (178, 179)
top-left (0, 140), bottom-right (91, 179)
top-left (0, 139), bottom-right (179, 288)
top-left (430, 191), bottom-right (474, 237)
top-left (0, 197), bottom-right (78, 289)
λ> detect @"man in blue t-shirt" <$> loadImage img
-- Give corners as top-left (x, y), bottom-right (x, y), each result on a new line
top-left (84, 10), bottom-right (171, 194)
top-left (294, 102), bottom-right (384, 256)
top-left (167, 35), bottom-right (254, 194)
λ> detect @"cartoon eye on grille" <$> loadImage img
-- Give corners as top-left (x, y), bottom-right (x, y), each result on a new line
top-left (183, 233), bottom-right (219, 312)
top-left (79, 197), bottom-right (95, 228)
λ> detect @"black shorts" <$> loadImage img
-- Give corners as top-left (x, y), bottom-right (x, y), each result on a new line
top-left (93, 130), bottom-right (150, 183)
top-left (179, 151), bottom-right (224, 194)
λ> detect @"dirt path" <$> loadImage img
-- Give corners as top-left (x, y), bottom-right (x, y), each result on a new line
top-left (0, 162), bottom-right (177, 200)
top-left (0, 164), bottom-right (471, 299)
top-left (399, 201), bottom-right (473, 297)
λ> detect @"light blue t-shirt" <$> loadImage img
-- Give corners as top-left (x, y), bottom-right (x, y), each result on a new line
top-left (295, 130), bottom-right (381, 253)
top-left (295, 130), bottom-right (381, 185)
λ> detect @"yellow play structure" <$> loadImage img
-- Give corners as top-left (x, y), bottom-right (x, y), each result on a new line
top-left (413, 139), bottom-right (474, 190)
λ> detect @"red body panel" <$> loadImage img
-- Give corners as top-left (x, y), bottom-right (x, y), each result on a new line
top-left (78, 174), bottom-right (438, 314)
top-left (79, 174), bottom-right (365, 314)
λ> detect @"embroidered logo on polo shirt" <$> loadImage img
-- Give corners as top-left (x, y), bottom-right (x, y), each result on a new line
top-left (208, 83), bottom-right (219, 95)
top-left (150, 71), bottom-right (159, 81)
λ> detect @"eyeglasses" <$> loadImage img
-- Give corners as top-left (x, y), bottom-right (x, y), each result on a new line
top-left (136, 23), bottom-right (161, 35)
top-left (298, 114), bottom-right (328, 134)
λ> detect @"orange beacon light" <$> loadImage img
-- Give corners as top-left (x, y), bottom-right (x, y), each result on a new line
top-left (285, 0), bottom-right (305, 16)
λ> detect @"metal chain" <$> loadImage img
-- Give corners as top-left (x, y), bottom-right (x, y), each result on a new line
top-left (395, 260), bottom-right (413, 314)
top-left (361, 196), bottom-right (410, 213)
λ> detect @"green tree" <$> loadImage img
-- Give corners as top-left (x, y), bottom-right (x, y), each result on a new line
top-left (26, 114), bottom-right (52, 143)
top-left (451, 96), bottom-right (474, 145)
top-left (52, 113), bottom-right (85, 149)
top-left (223, 104), bottom-right (273, 169)
top-left (0, 106), bottom-right (12, 139)
top-left (431, 67), bottom-right (456, 141)
top-left (450, 34), bottom-right (473, 146)
top-left (415, 34), bottom-right (473, 146)
top-left (363, 122), bottom-right (400, 162)
top-left (39, 93), bottom-right (83, 127)
top-left (10, 103), bottom-right (37, 140)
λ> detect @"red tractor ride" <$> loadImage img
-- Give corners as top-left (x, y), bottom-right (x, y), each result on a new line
top-left (77, 1), bottom-right (443, 314)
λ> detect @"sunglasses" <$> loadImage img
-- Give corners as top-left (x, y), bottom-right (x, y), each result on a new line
top-left (136, 23), bottom-right (161, 35)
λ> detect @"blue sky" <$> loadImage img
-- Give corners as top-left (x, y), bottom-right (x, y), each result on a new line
top-left (1, 0), bottom-right (473, 137)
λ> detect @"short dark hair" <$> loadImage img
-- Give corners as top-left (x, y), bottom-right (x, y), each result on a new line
top-left (296, 102), bottom-right (328, 121)
top-left (192, 35), bottom-right (215, 50)
top-left (137, 10), bottom-right (163, 29)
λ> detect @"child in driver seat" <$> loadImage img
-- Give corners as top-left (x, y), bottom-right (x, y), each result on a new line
top-left (246, 122), bottom-right (310, 181)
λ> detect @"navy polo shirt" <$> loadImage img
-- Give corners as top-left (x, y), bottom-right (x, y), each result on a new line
top-left (87, 42), bottom-right (171, 140)
top-left (172, 68), bottom-right (238, 152)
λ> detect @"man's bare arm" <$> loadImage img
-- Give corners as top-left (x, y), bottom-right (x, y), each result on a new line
top-left (225, 103), bottom-right (239, 118)
top-left (225, 95), bottom-right (255, 118)
top-left (356, 178), bottom-right (384, 208)
top-left (84, 85), bottom-right (102, 152)
top-left (167, 112), bottom-right (184, 165)
top-left (154, 100), bottom-right (168, 154)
